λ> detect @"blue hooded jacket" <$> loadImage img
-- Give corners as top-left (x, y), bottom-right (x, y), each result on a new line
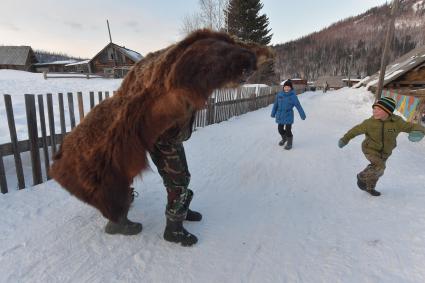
top-left (271, 90), bottom-right (306, 124)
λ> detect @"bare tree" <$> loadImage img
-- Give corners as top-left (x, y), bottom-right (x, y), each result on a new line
top-left (180, 0), bottom-right (229, 35)
top-left (180, 13), bottom-right (204, 35)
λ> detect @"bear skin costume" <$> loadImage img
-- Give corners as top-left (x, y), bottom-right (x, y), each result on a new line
top-left (49, 29), bottom-right (273, 243)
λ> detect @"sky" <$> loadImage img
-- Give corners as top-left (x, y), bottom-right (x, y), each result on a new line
top-left (0, 0), bottom-right (389, 59)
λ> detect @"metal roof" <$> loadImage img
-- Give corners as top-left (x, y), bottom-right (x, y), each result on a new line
top-left (0, 46), bottom-right (35, 65)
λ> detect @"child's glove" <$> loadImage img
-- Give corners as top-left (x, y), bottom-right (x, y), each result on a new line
top-left (408, 131), bottom-right (425, 142)
top-left (338, 139), bottom-right (347, 148)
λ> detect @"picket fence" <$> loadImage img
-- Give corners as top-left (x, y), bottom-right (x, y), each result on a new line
top-left (0, 86), bottom-right (279, 193)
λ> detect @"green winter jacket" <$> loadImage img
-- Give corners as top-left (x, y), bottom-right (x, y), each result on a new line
top-left (341, 114), bottom-right (425, 158)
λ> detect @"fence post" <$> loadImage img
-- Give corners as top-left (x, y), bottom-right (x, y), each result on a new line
top-left (4, 95), bottom-right (25, 189)
top-left (46, 93), bottom-right (56, 156)
top-left (25, 94), bottom-right (43, 185)
top-left (58, 93), bottom-right (66, 138)
top-left (0, 156), bottom-right (7, 193)
top-left (89, 91), bottom-right (95, 109)
top-left (207, 97), bottom-right (215, 125)
top-left (38, 95), bottom-right (50, 179)
top-left (67, 92), bottom-right (76, 129)
top-left (77, 92), bottom-right (84, 121)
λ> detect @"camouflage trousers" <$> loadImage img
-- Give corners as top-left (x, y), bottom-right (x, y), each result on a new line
top-left (358, 153), bottom-right (388, 190)
top-left (149, 141), bottom-right (192, 221)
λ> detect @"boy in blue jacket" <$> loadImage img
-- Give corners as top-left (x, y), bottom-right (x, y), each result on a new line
top-left (271, 80), bottom-right (306, 150)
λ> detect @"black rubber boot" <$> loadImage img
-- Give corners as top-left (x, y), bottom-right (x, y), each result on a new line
top-left (163, 219), bottom-right (198, 246)
top-left (278, 136), bottom-right (287, 146)
top-left (104, 215), bottom-right (143, 235)
top-left (183, 189), bottom-right (202, 221)
top-left (186, 209), bottom-right (202, 221)
top-left (284, 137), bottom-right (293, 150)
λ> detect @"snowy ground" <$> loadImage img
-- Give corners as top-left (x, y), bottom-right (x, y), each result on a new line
top-left (1, 72), bottom-right (425, 282)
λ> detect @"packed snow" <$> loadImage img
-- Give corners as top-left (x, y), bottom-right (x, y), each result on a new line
top-left (1, 71), bottom-right (425, 282)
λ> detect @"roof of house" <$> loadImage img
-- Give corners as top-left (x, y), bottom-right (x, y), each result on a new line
top-left (0, 46), bottom-right (37, 65)
top-left (65, 59), bottom-right (91, 66)
top-left (90, 42), bottom-right (143, 63)
top-left (34, 60), bottom-right (77, 66)
top-left (355, 44), bottom-right (425, 89)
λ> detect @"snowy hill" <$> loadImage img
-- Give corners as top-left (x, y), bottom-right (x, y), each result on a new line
top-left (1, 86), bottom-right (425, 282)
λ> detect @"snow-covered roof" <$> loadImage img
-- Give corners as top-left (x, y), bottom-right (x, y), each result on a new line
top-left (116, 46), bottom-right (143, 62)
top-left (356, 43), bottom-right (425, 89)
top-left (65, 59), bottom-right (90, 67)
top-left (0, 46), bottom-right (35, 65)
top-left (90, 43), bottom-right (143, 64)
top-left (34, 60), bottom-right (77, 66)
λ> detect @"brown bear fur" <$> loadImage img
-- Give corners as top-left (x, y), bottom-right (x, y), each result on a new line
top-left (49, 29), bottom-right (274, 222)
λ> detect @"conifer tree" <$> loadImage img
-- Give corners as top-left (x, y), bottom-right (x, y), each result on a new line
top-left (225, 0), bottom-right (275, 83)
top-left (226, 0), bottom-right (272, 45)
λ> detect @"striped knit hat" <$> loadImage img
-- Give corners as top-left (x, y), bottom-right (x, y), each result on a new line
top-left (373, 97), bottom-right (396, 115)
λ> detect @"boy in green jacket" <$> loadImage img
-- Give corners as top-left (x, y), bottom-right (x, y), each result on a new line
top-left (338, 97), bottom-right (425, 196)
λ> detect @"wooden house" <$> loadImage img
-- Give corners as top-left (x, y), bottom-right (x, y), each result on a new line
top-left (34, 60), bottom-right (77, 73)
top-left (342, 78), bottom-right (362, 87)
top-left (64, 60), bottom-right (90, 73)
top-left (356, 44), bottom-right (425, 123)
top-left (280, 78), bottom-right (307, 94)
top-left (314, 76), bottom-right (345, 91)
top-left (0, 46), bottom-right (38, 71)
top-left (88, 43), bottom-right (143, 78)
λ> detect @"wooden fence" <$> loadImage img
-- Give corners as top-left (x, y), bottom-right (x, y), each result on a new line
top-left (0, 86), bottom-right (278, 193)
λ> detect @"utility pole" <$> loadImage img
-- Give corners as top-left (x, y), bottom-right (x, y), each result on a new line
top-left (106, 19), bottom-right (117, 69)
top-left (107, 19), bottom-right (113, 43)
top-left (348, 54), bottom-right (353, 87)
top-left (376, 0), bottom-right (399, 101)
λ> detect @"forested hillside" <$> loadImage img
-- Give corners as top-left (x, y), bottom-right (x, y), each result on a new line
top-left (34, 50), bottom-right (86, 63)
top-left (273, 0), bottom-right (425, 81)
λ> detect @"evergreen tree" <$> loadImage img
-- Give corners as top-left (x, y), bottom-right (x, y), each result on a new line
top-left (225, 0), bottom-right (275, 84)
top-left (226, 0), bottom-right (272, 45)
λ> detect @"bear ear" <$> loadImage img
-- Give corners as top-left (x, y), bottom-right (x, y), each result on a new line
top-left (235, 41), bottom-right (274, 69)
top-left (255, 47), bottom-right (275, 68)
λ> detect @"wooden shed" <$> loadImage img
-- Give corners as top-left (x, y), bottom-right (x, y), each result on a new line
top-left (314, 76), bottom-right (345, 91)
top-left (280, 78), bottom-right (307, 94)
top-left (356, 44), bottom-right (425, 123)
top-left (34, 60), bottom-right (77, 73)
top-left (0, 46), bottom-right (38, 71)
top-left (64, 60), bottom-right (90, 73)
top-left (89, 43), bottom-right (143, 78)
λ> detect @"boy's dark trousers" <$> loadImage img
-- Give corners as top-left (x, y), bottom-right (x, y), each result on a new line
top-left (358, 153), bottom-right (388, 190)
top-left (278, 124), bottom-right (293, 138)
top-left (278, 124), bottom-right (293, 148)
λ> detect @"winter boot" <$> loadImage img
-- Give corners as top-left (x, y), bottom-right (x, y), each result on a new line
top-left (184, 189), bottom-right (202, 221)
top-left (356, 174), bottom-right (367, 191)
top-left (366, 188), bottom-right (381, 197)
top-left (186, 209), bottom-right (202, 221)
top-left (278, 136), bottom-right (287, 146)
top-left (163, 219), bottom-right (198, 246)
top-left (104, 215), bottom-right (143, 235)
top-left (284, 137), bottom-right (293, 150)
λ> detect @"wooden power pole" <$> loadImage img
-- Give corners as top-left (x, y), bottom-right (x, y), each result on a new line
top-left (107, 19), bottom-right (113, 43)
top-left (376, 0), bottom-right (399, 101)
